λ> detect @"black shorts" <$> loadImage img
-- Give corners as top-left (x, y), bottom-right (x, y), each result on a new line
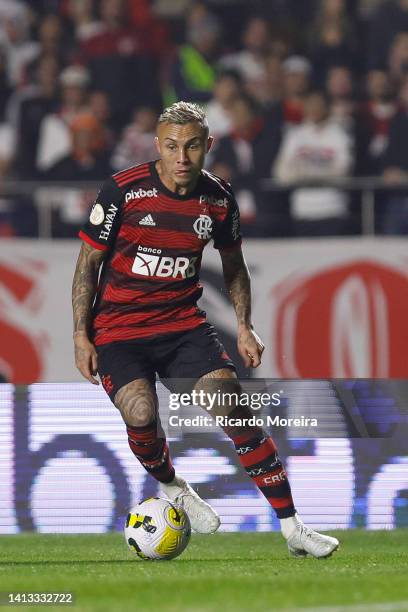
top-left (96, 322), bottom-right (236, 402)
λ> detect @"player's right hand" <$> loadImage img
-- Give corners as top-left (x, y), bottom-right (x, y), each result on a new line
top-left (73, 332), bottom-right (99, 385)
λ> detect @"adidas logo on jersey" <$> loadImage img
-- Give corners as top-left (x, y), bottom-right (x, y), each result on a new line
top-left (139, 214), bottom-right (156, 226)
top-left (125, 188), bottom-right (158, 202)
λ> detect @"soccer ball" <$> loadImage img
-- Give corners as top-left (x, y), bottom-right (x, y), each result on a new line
top-left (124, 497), bottom-right (191, 560)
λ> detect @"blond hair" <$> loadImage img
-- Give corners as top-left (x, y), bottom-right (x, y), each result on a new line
top-left (158, 101), bottom-right (208, 134)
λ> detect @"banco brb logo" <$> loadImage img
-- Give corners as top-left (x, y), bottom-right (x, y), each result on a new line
top-left (132, 253), bottom-right (197, 278)
top-left (273, 261), bottom-right (408, 377)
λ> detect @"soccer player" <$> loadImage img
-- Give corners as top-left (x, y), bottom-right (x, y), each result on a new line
top-left (72, 101), bottom-right (339, 558)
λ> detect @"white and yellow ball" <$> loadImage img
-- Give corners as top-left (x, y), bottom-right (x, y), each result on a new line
top-left (124, 497), bottom-right (191, 560)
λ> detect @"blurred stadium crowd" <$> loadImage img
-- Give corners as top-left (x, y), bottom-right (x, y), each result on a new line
top-left (1, 0), bottom-right (408, 237)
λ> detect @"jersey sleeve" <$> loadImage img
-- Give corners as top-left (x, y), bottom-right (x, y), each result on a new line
top-left (212, 194), bottom-right (242, 251)
top-left (79, 177), bottom-right (122, 251)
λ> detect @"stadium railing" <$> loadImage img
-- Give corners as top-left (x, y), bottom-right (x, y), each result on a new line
top-left (0, 177), bottom-right (406, 238)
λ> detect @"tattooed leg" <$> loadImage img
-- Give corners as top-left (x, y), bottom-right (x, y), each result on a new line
top-left (114, 378), bottom-right (157, 427)
top-left (115, 378), bottom-right (175, 484)
top-left (194, 368), bottom-right (254, 436)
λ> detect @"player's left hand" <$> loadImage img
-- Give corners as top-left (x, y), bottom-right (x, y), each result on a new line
top-left (237, 325), bottom-right (265, 368)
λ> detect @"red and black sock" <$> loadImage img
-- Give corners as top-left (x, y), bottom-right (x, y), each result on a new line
top-left (230, 430), bottom-right (296, 519)
top-left (126, 422), bottom-right (175, 484)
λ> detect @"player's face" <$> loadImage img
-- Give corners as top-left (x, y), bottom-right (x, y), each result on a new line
top-left (155, 121), bottom-right (213, 193)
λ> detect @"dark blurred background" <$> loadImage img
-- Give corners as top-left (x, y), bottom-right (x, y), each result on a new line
top-left (1, 0), bottom-right (408, 238)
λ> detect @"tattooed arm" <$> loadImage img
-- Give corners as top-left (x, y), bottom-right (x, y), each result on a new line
top-left (220, 245), bottom-right (264, 368)
top-left (72, 242), bottom-right (106, 384)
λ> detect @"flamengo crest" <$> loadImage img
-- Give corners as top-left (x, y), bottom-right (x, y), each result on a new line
top-left (193, 214), bottom-right (212, 239)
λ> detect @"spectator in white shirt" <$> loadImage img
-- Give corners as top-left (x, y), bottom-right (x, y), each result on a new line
top-left (220, 17), bottom-right (271, 97)
top-left (0, 0), bottom-right (39, 87)
top-left (36, 65), bottom-right (90, 172)
top-left (205, 69), bottom-right (243, 139)
top-left (274, 90), bottom-right (354, 235)
top-left (111, 106), bottom-right (158, 171)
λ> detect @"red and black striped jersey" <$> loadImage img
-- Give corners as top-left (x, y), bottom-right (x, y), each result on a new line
top-left (79, 160), bottom-right (242, 345)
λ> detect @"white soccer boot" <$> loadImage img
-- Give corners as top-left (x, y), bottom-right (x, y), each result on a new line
top-left (161, 475), bottom-right (220, 534)
top-left (283, 514), bottom-right (339, 559)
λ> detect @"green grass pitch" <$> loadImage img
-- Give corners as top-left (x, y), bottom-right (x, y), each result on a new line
top-left (0, 530), bottom-right (407, 611)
